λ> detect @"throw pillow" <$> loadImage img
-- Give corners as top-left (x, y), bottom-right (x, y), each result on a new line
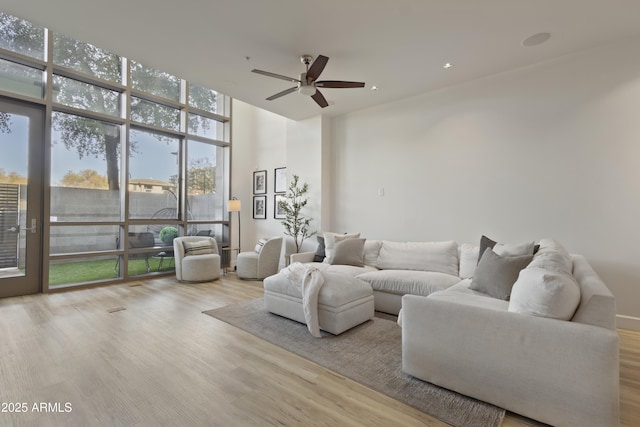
top-left (477, 235), bottom-right (537, 263)
top-left (493, 241), bottom-right (535, 257)
top-left (313, 236), bottom-right (326, 262)
top-left (183, 240), bottom-right (214, 256)
top-left (469, 248), bottom-right (533, 300)
top-left (328, 238), bottom-right (366, 267)
top-left (254, 238), bottom-right (268, 254)
top-left (478, 235), bottom-right (497, 264)
top-left (509, 267), bottom-right (581, 320)
top-left (323, 232), bottom-right (360, 261)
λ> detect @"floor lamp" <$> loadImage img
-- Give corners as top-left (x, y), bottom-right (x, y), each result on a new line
top-left (228, 198), bottom-right (241, 252)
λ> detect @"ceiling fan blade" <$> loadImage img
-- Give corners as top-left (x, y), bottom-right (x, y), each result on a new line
top-left (316, 80), bottom-right (366, 89)
top-left (311, 90), bottom-right (329, 108)
top-left (252, 69), bottom-right (300, 83)
top-left (306, 55), bottom-right (329, 82)
top-left (266, 86), bottom-right (298, 101)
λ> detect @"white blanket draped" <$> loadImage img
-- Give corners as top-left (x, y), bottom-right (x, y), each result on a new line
top-left (282, 262), bottom-right (325, 337)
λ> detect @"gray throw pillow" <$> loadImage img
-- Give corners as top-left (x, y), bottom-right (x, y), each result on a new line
top-left (469, 248), bottom-right (533, 300)
top-left (314, 236), bottom-right (326, 262)
top-left (478, 235), bottom-right (497, 264)
top-left (328, 238), bottom-right (365, 267)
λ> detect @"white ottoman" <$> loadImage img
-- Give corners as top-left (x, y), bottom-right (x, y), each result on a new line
top-left (263, 271), bottom-right (374, 335)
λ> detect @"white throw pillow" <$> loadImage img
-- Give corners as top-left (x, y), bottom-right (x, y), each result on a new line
top-left (459, 243), bottom-right (479, 279)
top-left (376, 240), bottom-right (459, 276)
top-left (323, 232), bottom-right (360, 261)
top-left (492, 241), bottom-right (535, 257)
top-left (509, 267), bottom-right (581, 320)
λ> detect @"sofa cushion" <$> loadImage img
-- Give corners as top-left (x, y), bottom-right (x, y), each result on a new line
top-left (357, 269), bottom-right (460, 297)
top-left (427, 279), bottom-right (510, 312)
top-left (363, 240), bottom-right (382, 268)
top-left (265, 271), bottom-right (372, 307)
top-left (509, 266), bottom-right (581, 320)
top-left (328, 238), bottom-right (365, 267)
top-left (459, 243), bottom-right (479, 279)
top-left (469, 249), bottom-right (533, 300)
top-left (327, 264), bottom-right (377, 276)
top-left (301, 262), bottom-right (377, 278)
top-left (529, 238), bottom-right (573, 273)
top-left (376, 240), bottom-right (459, 276)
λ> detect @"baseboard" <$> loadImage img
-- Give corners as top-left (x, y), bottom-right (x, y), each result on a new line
top-left (616, 314), bottom-right (640, 331)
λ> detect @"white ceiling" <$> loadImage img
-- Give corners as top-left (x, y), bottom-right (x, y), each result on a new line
top-left (4, 0), bottom-right (640, 121)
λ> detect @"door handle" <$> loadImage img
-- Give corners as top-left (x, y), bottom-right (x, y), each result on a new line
top-left (23, 219), bottom-right (37, 234)
top-left (7, 226), bottom-right (19, 233)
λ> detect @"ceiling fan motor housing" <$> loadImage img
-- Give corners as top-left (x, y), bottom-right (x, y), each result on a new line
top-left (298, 72), bottom-right (316, 95)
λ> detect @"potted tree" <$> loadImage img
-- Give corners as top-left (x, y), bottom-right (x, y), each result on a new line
top-left (277, 175), bottom-right (316, 254)
top-left (159, 226), bottom-right (178, 245)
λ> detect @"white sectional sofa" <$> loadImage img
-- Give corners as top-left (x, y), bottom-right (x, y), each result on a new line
top-left (290, 237), bottom-right (464, 315)
top-left (289, 234), bottom-right (619, 427)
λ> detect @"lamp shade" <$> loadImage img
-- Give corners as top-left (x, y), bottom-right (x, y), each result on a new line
top-left (228, 199), bottom-right (241, 212)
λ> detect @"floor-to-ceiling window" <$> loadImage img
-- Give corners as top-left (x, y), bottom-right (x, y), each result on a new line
top-left (0, 11), bottom-right (231, 291)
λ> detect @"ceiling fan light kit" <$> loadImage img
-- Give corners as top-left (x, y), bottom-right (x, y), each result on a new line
top-left (251, 54), bottom-right (365, 108)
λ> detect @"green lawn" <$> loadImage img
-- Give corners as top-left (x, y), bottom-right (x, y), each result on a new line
top-left (49, 257), bottom-right (174, 287)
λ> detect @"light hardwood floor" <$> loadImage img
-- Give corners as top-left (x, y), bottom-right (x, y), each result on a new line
top-left (0, 274), bottom-right (637, 426)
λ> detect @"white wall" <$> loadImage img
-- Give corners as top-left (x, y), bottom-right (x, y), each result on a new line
top-left (285, 116), bottom-right (332, 253)
top-left (233, 37), bottom-right (640, 326)
top-left (231, 100), bottom-right (288, 258)
top-left (331, 36), bottom-right (640, 325)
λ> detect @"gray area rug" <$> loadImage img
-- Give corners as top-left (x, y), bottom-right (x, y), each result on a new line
top-left (203, 299), bottom-right (505, 427)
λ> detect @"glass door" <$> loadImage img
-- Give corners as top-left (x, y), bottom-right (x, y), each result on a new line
top-left (0, 98), bottom-right (43, 297)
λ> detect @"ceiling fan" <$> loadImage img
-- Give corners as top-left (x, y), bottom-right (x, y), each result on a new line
top-left (251, 54), bottom-right (365, 108)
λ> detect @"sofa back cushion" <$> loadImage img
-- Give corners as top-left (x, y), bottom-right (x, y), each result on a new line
top-left (376, 240), bottom-right (459, 276)
top-left (363, 240), bottom-right (382, 268)
top-left (459, 243), bottom-right (480, 279)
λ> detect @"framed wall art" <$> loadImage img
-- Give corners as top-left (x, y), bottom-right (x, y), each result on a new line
top-left (253, 195), bottom-right (267, 219)
top-left (274, 167), bottom-right (287, 193)
top-left (274, 194), bottom-right (287, 219)
top-left (253, 170), bottom-right (267, 194)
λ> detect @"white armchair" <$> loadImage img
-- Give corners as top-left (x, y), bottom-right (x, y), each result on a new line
top-left (237, 236), bottom-right (283, 280)
top-left (173, 236), bottom-right (221, 282)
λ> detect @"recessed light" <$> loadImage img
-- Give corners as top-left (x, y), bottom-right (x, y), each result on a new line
top-left (370, 86), bottom-right (378, 91)
top-left (443, 63), bottom-right (454, 69)
top-left (522, 32), bottom-right (551, 47)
